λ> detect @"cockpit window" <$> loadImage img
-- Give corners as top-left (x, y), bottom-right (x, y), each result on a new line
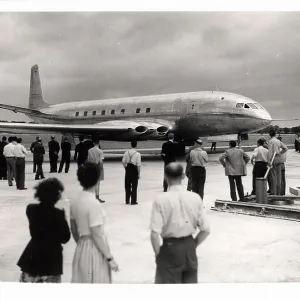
top-left (236, 103), bottom-right (244, 108)
top-left (247, 103), bottom-right (258, 109)
top-left (244, 104), bottom-right (250, 109)
top-left (255, 103), bottom-right (265, 110)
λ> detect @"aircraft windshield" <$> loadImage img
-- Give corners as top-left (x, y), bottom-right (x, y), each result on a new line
top-left (236, 102), bottom-right (263, 110)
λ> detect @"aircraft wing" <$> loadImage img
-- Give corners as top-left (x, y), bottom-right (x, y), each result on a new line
top-left (0, 120), bottom-right (159, 141)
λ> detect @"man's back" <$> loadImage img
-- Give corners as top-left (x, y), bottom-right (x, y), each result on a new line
top-left (151, 185), bottom-right (205, 239)
top-left (88, 146), bottom-right (104, 164)
top-left (48, 140), bottom-right (59, 153)
top-left (61, 142), bottom-right (71, 155)
top-left (220, 148), bottom-right (249, 176)
top-left (161, 141), bottom-right (177, 164)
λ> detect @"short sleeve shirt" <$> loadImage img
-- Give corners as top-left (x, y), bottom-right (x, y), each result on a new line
top-left (122, 149), bottom-right (141, 166)
top-left (87, 146), bottom-right (104, 164)
top-left (70, 191), bottom-right (106, 236)
top-left (150, 185), bottom-right (209, 238)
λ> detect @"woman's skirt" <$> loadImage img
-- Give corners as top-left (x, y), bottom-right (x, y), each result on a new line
top-left (20, 272), bottom-right (61, 283)
top-left (72, 235), bottom-right (112, 283)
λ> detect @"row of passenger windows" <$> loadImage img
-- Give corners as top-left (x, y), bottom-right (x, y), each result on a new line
top-left (75, 107), bottom-right (151, 117)
top-left (236, 103), bottom-right (265, 110)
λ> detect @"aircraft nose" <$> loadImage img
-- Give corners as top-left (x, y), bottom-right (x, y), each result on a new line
top-left (260, 109), bottom-right (272, 126)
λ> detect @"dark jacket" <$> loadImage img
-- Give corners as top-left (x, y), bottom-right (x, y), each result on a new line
top-left (219, 147), bottom-right (250, 176)
top-left (61, 141), bottom-right (71, 159)
top-left (74, 142), bottom-right (88, 162)
top-left (48, 140), bottom-right (60, 156)
top-left (33, 143), bottom-right (45, 164)
top-left (17, 203), bottom-right (70, 276)
top-left (0, 141), bottom-right (8, 156)
top-left (30, 141), bottom-right (39, 154)
top-left (161, 140), bottom-right (178, 165)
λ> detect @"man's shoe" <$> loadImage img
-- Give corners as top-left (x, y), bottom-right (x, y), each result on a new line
top-left (18, 188), bottom-right (27, 190)
top-left (131, 202), bottom-right (138, 205)
top-left (99, 200), bottom-right (105, 203)
top-left (41, 177), bottom-right (45, 179)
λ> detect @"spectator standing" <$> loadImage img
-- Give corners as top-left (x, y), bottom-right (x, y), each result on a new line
top-left (189, 139), bottom-right (208, 200)
top-left (58, 137), bottom-right (71, 173)
top-left (17, 178), bottom-right (70, 283)
top-left (161, 133), bottom-right (178, 192)
top-left (3, 136), bottom-right (17, 186)
top-left (0, 136), bottom-right (8, 180)
top-left (87, 138), bottom-right (105, 203)
top-left (219, 140), bottom-right (250, 202)
top-left (250, 138), bottom-right (269, 195)
top-left (13, 137), bottom-right (27, 190)
top-left (267, 129), bottom-right (288, 195)
top-left (34, 138), bottom-right (45, 180)
top-left (48, 136), bottom-right (60, 173)
top-left (122, 141), bottom-right (141, 205)
top-left (150, 162), bottom-right (210, 284)
top-left (30, 136), bottom-right (40, 173)
top-left (74, 135), bottom-right (88, 167)
top-left (70, 162), bottom-right (119, 283)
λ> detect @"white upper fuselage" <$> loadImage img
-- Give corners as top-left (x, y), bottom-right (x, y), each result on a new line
top-left (31, 91), bottom-right (272, 139)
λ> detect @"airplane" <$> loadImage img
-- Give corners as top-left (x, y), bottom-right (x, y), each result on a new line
top-left (0, 64), bottom-right (273, 144)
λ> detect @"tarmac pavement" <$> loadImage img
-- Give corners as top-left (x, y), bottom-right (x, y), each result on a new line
top-left (0, 150), bottom-right (300, 283)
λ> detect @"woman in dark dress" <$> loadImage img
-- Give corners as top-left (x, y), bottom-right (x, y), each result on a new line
top-left (17, 178), bottom-right (71, 283)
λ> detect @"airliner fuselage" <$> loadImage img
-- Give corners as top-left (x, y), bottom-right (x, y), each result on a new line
top-left (0, 65), bottom-right (272, 141)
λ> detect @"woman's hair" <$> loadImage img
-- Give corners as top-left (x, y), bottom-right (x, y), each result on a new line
top-left (34, 178), bottom-right (64, 205)
top-left (77, 162), bottom-right (100, 189)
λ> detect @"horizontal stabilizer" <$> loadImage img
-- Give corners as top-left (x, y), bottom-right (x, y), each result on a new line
top-left (0, 104), bottom-right (40, 115)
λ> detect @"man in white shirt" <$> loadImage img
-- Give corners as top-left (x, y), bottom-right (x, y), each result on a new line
top-left (150, 162), bottom-right (210, 284)
top-left (251, 138), bottom-right (269, 195)
top-left (87, 138), bottom-right (105, 203)
top-left (267, 129), bottom-right (288, 195)
top-left (122, 141), bottom-right (141, 205)
top-left (13, 137), bottom-right (27, 190)
top-left (277, 136), bottom-right (287, 195)
top-left (3, 136), bottom-right (17, 187)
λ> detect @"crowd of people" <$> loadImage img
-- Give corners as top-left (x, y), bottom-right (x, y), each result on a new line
top-left (0, 129), bottom-right (293, 284)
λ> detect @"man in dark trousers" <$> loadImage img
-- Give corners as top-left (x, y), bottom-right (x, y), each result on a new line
top-left (48, 136), bottom-right (60, 173)
top-left (219, 140), bottom-right (250, 202)
top-left (34, 138), bottom-right (45, 180)
top-left (58, 137), bottom-right (71, 173)
top-left (189, 139), bottom-right (208, 200)
top-left (185, 141), bottom-right (196, 191)
top-left (13, 138), bottom-right (27, 190)
top-left (150, 162), bottom-right (210, 284)
top-left (74, 135), bottom-right (88, 167)
top-left (30, 136), bottom-right (40, 173)
top-left (161, 133), bottom-right (178, 192)
top-left (122, 141), bottom-right (141, 205)
top-left (0, 136), bottom-right (8, 180)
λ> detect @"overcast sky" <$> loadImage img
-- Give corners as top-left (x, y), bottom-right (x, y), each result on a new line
top-left (0, 11), bottom-right (299, 127)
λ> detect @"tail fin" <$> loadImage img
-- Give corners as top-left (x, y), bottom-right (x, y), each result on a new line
top-left (29, 64), bottom-right (49, 110)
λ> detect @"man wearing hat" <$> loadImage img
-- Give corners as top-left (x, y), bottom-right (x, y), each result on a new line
top-left (161, 132), bottom-right (178, 192)
top-left (48, 135), bottom-right (60, 173)
top-left (189, 139), bottom-right (208, 200)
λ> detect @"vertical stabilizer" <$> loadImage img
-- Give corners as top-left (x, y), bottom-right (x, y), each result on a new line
top-left (29, 64), bottom-right (49, 110)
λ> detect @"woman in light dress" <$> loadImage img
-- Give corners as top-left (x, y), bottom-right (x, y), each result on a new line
top-left (70, 162), bottom-right (119, 283)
